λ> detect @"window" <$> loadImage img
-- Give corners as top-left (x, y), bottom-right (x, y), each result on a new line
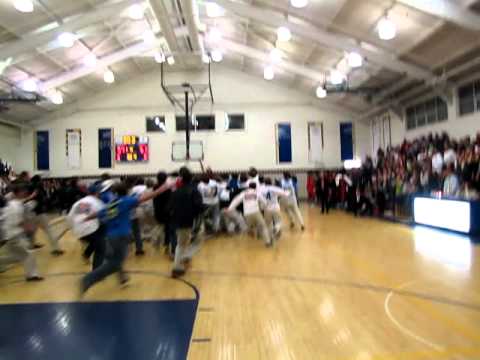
top-left (406, 107), bottom-right (416, 130)
top-left (225, 113), bottom-right (245, 131)
top-left (146, 116), bottom-right (166, 132)
top-left (458, 82), bottom-right (475, 116)
top-left (175, 115), bottom-right (215, 131)
top-left (175, 116), bottom-right (192, 131)
top-left (405, 96), bottom-right (448, 130)
top-left (415, 103), bottom-right (426, 127)
top-left (195, 115), bottom-right (215, 131)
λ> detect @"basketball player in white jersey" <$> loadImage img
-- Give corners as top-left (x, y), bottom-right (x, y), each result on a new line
top-left (262, 178), bottom-right (290, 240)
top-left (197, 174), bottom-right (220, 233)
top-left (280, 172), bottom-right (305, 231)
top-left (227, 183), bottom-right (271, 247)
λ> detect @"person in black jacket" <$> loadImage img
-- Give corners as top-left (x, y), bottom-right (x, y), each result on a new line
top-left (29, 175), bottom-right (65, 255)
top-left (169, 166), bottom-right (204, 278)
top-left (152, 171), bottom-right (176, 257)
top-left (315, 171), bottom-right (331, 214)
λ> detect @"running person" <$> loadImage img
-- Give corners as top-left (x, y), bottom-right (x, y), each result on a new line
top-left (280, 172), bottom-right (305, 230)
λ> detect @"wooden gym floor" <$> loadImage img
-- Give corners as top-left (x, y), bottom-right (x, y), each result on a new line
top-left (1, 206), bottom-right (480, 360)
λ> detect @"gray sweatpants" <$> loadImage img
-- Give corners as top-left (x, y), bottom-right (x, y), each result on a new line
top-left (283, 201), bottom-right (304, 228)
top-left (245, 212), bottom-right (271, 246)
top-left (0, 235), bottom-right (40, 278)
top-left (264, 209), bottom-right (282, 239)
top-left (35, 213), bottom-right (61, 251)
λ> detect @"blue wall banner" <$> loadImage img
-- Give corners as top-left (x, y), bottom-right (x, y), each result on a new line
top-left (98, 128), bottom-right (113, 169)
top-left (36, 130), bottom-right (49, 171)
top-left (340, 122), bottom-right (354, 161)
top-left (277, 123), bottom-right (292, 163)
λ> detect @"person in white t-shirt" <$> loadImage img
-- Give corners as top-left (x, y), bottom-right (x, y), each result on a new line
top-left (197, 174), bottom-right (220, 234)
top-left (432, 149), bottom-right (444, 175)
top-left (68, 183), bottom-right (106, 269)
top-left (0, 183), bottom-right (42, 281)
top-left (280, 172), bottom-right (305, 230)
top-left (227, 182), bottom-right (271, 247)
top-left (262, 178), bottom-right (289, 240)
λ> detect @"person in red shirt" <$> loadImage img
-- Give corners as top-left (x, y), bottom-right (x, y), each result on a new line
top-left (306, 172), bottom-right (316, 205)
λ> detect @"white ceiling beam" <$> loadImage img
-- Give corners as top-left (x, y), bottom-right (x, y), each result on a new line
top-left (398, 0), bottom-right (480, 31)
top-left (211, 0), bottom-right (434, 80)
top-left (40, 27), bottom-right (188, 91)
top-left (0, 0), bottom-right (144, 62)
top-left (149, 0), bottom-right (183, 65)
top-left (220, 38), bottom-right (325, 83)
top-left (181, 0), bottom-right (205, 65)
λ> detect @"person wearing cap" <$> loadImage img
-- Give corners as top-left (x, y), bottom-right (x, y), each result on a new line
top-left (67, 182), bottom-right (106, 270)
top-left (99, 179), bottom-right (116, 204)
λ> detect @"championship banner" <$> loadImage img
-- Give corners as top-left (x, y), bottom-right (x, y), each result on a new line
top-left (66, 129), bottom-right (82, 169)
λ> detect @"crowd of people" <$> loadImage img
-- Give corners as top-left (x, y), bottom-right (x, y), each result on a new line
top-left (306, 132), bottom-right (480, 218)
top-left (0, 166), bottom-right (305, 297)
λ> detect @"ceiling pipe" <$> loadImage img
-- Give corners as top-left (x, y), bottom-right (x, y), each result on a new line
top-left (181, 0), bottom-right (205, 66)
top-left (149, 0), bottom-right (184, 66)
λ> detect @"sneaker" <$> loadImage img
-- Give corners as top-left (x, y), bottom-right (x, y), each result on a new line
top-left (181, 258), bottom-right (192, 268)
top-left (119, 276), bottom-right (130, 288)
top-left (135, 250), bottom-right (145, 256)
top-left (31, 243), bottom-right (44, 250)
top-left (26, 276), bottom-right (44, 282)
top-left (82, 254), bottom-right (90, 264)
top-left (290, 223), bottom-right (295, 229)
top-left (171, 269), bottom-right (185, 278)
top-left (265, 241), bottom-right (273, 248)
top-left (51, 249), bottom-right (65, 256)
top-left (301, 226), bottom-right (305, 231)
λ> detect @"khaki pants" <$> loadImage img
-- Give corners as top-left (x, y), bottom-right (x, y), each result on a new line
top-left (245, 212), bottom-right (271, 246)
top-left (283, 201), bottom-right (304, 228)
top-left (173, 228), bottom-right (203, 271)
top-left (222, 210), bottom-right (247, 234)
top-left (0, 235), bottom-right (40, 278)
top-left (264, 209), bottom-right (282, 239)
top-left (35, 213), bottom-right (61, 251)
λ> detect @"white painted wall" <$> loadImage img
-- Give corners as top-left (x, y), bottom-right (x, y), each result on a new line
top-left (367, 81), bottom-right (480, 153)
top-left (0, 123), bottom-right (21, 165)
top-left (14, 67), bottom-right (363, 176)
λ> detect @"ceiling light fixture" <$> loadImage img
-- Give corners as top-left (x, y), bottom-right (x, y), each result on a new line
top-left (206, 2), bottom-right (223, 18)
top-left (207, 27), bottom-right (222, 43)
top-left (13, 0), bottom-right (33, 13)
top-left (316, 86), bottom-right (327, 99)
top-left (103, 69), bottom-right (115, 84)
top-left (142, 29), bottom-right (155, 43)
top-left (20, 78), bottom-right (38, 92)
top-left (202, 53), bottom-right (211, 63)
top-left (211, 50), bottom-right (223, 62)
top-left (377, 17), bottom-right (396, 40)
top-left (49, 89), bottom-right (63, 105)
top-left (347, 52), bottom-right (363, 68)
top-left (166, 55), bottom-right (175, 65)
top-left (264, 66), bottom-right (274, 80)
top-left (277, 26), bottom-right (292, 42)
top-left (83, 53), bottom-right (97, 67)
top-left (57, 32), bottom-right (76, 48)
top-left (154, 52), bottom-right (165, 63)
top-left (128, 3), bottom-right (144, 20)
top-left (330, 70), bottom-right (345, 85)
top-left (269, 48), bottom-right (283, 64)
top-left (290, 0), bottom-right (308, 8)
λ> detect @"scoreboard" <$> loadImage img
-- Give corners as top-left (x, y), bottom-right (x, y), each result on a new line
top-left (115, 135), bottom-right (149, 162)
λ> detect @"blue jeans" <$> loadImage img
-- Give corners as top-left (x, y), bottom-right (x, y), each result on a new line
top-left (81, 235), bottom-right (129, 292)
top-left (131, 218), bottom-right (143, 251)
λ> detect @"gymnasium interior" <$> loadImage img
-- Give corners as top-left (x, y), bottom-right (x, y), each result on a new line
top-left (1, 0), bottom-right (480, 359)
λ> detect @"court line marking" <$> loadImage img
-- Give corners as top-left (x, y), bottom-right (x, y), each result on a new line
top-left (384, 280), bottom-right (444, 352)
top-left (2, 269), bottom-right (480, 312)
top-left (187, 269), bottom-right (480, 312)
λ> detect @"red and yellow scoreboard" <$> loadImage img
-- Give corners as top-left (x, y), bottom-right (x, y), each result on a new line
top-left (115, 135), bottom-right (149, 162)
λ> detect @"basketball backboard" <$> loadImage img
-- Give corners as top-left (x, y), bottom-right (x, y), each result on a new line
top-left (172, 140), bottom-right (204, 162)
